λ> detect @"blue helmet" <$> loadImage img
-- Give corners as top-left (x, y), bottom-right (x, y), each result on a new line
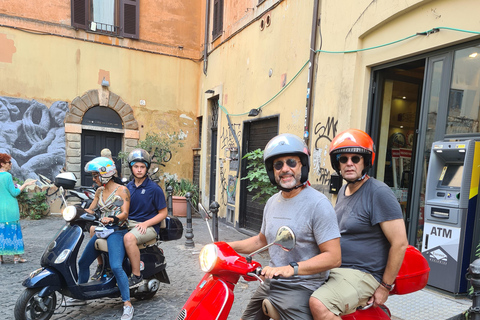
top-left (85, 157), bottom-right (116, 184)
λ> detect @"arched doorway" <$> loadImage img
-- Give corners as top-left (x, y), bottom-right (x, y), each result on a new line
top-left (63, 88), bottom-right (139, 185)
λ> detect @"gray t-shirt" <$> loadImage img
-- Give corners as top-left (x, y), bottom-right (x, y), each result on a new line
top-left (260, 186), bottom-right (340, 291)
top-left (336, 178), bottom-right (403, 282)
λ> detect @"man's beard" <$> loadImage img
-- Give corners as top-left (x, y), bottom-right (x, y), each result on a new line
top-left (276, 172), bottom-right (301, 189)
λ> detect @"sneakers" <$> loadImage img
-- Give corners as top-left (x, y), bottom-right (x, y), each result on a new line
top-left (62, 297), bottom-right (86, 306)
top-left (128, 273), bottom-right (144, 288)
top-left (121, 305), bottom-right (134, 320)
top-left (91, 264), bottom-right (104, 281)
top-left (104, 266), bottom-right (113, 278)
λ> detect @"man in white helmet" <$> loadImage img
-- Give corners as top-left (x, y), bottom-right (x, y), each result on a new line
top-left (228, 133), bottom-right (341, 320)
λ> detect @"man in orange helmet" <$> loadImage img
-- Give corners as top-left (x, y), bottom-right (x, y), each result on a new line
top-left (309, 129), bottom-right (408, 320)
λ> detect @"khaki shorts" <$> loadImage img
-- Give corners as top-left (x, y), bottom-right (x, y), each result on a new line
top-left (311, 268), bottom-right (379, 315)
top-left (127, 220), bottom-right (157, 244)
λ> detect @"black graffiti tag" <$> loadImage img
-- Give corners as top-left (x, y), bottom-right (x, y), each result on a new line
top-left (317, 167), bottom-right (330, 185)
top-left (314, 117), bottom-right (338, 150)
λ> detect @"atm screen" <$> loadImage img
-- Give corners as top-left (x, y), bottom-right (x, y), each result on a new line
top-left (438, 164), bottom-right (464, 188)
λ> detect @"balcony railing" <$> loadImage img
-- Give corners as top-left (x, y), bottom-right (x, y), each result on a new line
top-left (88, 21), bottom-right (119, 36)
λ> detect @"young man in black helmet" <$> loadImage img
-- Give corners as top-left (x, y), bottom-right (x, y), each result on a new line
top-left (228, 133), bottom-right (341, 320)
top-left (309, 129), bottom-right (408, 320)
top-left (124, 148), bottom-right (168, 288)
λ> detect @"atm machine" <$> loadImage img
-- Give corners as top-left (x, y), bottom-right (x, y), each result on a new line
top-left (422, 139), bottom-right (480, 294)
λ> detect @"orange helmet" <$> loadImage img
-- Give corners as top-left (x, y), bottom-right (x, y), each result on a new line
top-left (329, 129), bottom-right (375, 174)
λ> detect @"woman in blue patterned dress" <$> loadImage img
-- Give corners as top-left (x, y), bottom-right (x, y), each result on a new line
top-left (0, 153), bottom-right (36, 264)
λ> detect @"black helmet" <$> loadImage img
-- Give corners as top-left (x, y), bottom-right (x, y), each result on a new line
top-left (127, 148), bottom-right (151, 170)
top-left (263, 133), bottom-right (310, 185)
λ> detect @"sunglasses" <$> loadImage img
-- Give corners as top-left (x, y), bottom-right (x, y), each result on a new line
top-left (7, 161), bottom-right (11, 164)
top-left (273, 158), bottom-right (299, 170)
top-left (337, 155), bottom-right (362, 164)
top-left (92, 173), bottom-right (100, 178)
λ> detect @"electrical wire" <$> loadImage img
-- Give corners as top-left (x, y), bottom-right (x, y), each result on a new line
top-left (220, 26), bottom-right (480, 117)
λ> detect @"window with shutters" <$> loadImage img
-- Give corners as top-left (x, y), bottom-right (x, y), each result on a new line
top-left (71, 0), bottom-right (139, 39)
top-left (212, 0), bottom-right (224, 40)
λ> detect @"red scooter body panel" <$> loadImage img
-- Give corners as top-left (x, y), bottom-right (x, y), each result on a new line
top-left (179, 242), bottom-right (261, 320)
top-left (391, 245), bottom-right (430, 295)
top-left (180, 273), bottom-right (235, 320)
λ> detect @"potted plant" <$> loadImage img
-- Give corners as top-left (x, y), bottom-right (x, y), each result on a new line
top-left (166, 178), bottom-right (199, 217)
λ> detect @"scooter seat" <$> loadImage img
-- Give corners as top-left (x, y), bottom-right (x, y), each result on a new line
top-left (94, 238), bottom-right (157, 252)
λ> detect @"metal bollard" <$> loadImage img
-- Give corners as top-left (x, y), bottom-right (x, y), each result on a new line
top-left (184, 192), bottom-right (195, 248)
top-left (210, 201), bottom-right (220, 242)
top-left (467, 258), bottom-right (480, 319)
top-left (166, 185), bottom-right (173, 216)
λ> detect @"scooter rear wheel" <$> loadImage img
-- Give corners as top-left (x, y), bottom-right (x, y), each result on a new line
top-left (14, 288), bottom-right (57, 320)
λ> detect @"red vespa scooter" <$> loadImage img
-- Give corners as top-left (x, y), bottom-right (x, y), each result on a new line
top-left (177, 203), bottom-right (430, 320)
top-left (176, 203), bottom-right (296, 320)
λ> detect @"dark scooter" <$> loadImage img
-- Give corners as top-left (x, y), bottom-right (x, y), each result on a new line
top-left (14, 172), bottom-right (183, 320)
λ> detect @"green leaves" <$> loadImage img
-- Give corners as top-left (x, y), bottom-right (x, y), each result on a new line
top-left (118, 131), bottom-right (184, 169)
top-left (165, 178), bottom-right (199, 208)
top-left (14, 180), bottom-right (48, 220)
top-left (241, 149), bottom-right (277, 204)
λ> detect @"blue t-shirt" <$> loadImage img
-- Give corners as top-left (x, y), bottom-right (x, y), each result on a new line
top-left (127, 177), bottom-right (167, 234)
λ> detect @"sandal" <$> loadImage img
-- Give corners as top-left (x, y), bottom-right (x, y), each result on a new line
top-left (14, 257), bottom-right (27, 264)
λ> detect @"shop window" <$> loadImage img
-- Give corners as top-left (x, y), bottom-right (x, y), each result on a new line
top-left (446, 46), bottom-right (480, 134)
top-left (212, 0), bottom-right (224, 39)
top-left (71, 0), bottom-right (139, 39)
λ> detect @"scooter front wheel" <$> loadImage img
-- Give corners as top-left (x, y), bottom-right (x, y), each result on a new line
top-left (14, 288), bottom-right (57, 320)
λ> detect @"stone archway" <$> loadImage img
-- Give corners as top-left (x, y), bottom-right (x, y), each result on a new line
top-left (64, 87), bottom-right (140, 184)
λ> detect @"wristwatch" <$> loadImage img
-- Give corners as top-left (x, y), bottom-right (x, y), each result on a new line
top-left (380, 281), bottom-right (395, 291)
top-left (289, 262), bottom-right (299, 276)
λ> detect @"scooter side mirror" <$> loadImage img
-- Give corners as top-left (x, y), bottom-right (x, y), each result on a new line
top-left (112, 195), bottom-right (124, 207)
top-left (273, 226), bottom-right (296, 251)
top-left (198, 203), bottom-right (211, 221)
top-left (247, 226), bottom-right (296, 259)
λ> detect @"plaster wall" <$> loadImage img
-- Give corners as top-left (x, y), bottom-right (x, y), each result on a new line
top-left (0, 0), bottom-right (204, 59)
top-left (308, 0), bottom-right (480, 186)
top-left (0, 26), bottom-right (201, 181)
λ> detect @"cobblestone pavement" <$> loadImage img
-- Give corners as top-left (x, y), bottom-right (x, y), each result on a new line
top-left (3, 215), bottom-right (267, 320)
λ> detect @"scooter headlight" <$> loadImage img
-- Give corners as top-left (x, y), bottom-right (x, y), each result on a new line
top-left (62, 206), bottom-right (77, 222)
top-left (199, 243), bottom-right (218, 272)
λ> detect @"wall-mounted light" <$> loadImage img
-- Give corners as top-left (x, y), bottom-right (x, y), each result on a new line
top-left (248, 108), bottom-right (261, 117)
top-left (205, 89), bottom-right (215, 94)
top-left (101, 77), bottom-right (110, 87)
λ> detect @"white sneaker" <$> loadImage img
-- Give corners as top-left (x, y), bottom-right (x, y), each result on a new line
top-left (121, 305), bottom-right (134, 320)
top-left (62, 297), bottom-right (86, 306)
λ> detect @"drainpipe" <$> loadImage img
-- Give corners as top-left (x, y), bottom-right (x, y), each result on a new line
top-left (304, 0), bottom-right (320, 146)
top-left (203, 0), bottom-right (211, 75)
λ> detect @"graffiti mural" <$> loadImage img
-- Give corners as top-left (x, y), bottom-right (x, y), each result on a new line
top-left (219, 123), bottom-right (241, 205)
top-left (312, 116), bottom-right (338, 184)
top-left (0, 96), bottom-right (68, 181)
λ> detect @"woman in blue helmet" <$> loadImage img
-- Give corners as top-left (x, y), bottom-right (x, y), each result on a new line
top-left (64, 157), bottom-right (135, 320)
